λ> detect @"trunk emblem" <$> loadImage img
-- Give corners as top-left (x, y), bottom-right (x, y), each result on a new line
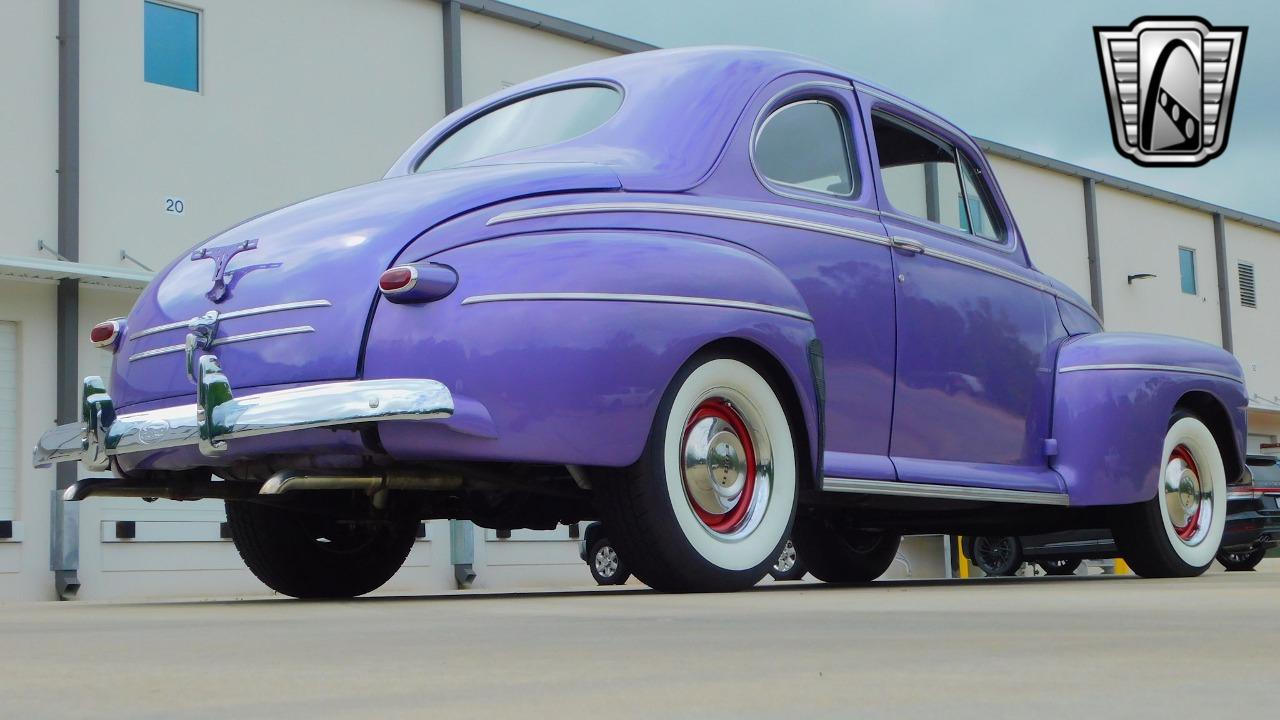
top-left (191, 239), bottom-right (260, 303)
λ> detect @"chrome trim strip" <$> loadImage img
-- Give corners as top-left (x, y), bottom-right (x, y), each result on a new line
top-left (1057, 363), bottom-right (1244, 384)
top-left (128, 326), bottom-right (316, 362)
top-left (487, 201), bottom-right (891, 247)
top-left (132, 300), bottom-right (332, 339)
top-left (486, 202), bottom-right (1099, 324)
top-left (460, 292), bottom-right (814, 322)
top-left (822, 476), bottom-right (1071, 506)
top-left (33, 378), bottom-right (454, 467)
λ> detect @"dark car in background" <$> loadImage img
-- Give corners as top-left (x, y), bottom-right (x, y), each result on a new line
top-left (580, 522), bottom-right (808, 585)
top-left (967, 454), bottom-right (1280, 576)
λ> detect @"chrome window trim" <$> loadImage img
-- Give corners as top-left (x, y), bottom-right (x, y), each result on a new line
top-left (460, 292), bottom-right (814, 322)
top-left (1057, 363), bottom-right (1244, 384)
top-left (485, 201), bottom-right (1099, 322)
top-left (132, 300), bottom-right (331, 339)
top-left (128, 325), bottom-right (316, 362)
top-left (822, 476), bottom-right (1070, 506)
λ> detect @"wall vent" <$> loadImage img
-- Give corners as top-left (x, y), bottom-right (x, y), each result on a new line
top-left (1238, 262), bottom-right (1257, 308)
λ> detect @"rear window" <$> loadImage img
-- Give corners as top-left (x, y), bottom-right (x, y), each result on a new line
top-left (417, 85), bottom-right (621, 173)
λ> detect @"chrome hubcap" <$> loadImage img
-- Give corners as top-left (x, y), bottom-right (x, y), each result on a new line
top-left (680, 394), bottom-right (772, 538)
top-left (1164, 444), bottom-right (1212, 546)
top-left (594, 545), bottom-right (619, 577)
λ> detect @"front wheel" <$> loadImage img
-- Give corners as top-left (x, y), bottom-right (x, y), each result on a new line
top-left (225, 498), bottom-right (418, 599)
top-left (1111, 412), bottom-right (1228, 578)
top-left (594, 354), bottom-right (799, 592)
top-left (1217, 546), bottom-right (1266, 571)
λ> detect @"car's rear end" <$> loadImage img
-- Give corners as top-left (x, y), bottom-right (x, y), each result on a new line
top-left (1222, 455), bottom-right (1280, 554)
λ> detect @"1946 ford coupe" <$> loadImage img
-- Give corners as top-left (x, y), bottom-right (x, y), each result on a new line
top-left (35, 48), bottom-right (1249, 596)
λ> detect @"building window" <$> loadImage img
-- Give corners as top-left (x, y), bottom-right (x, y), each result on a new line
top-left (144, 1), bottom-right (200, 92)
top-left (1238, 261), bottom-right (1257, 308)
top-left (1178, 247), bottom-right (1197, 295)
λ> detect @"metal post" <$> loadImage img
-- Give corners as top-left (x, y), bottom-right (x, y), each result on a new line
top-left (924, 163), bottom-right (940, 224)
top-left (441, 0), bottom-right (475, 589)
top-left (53, 0), bottom-right (81, 600)
top-left (1082, 177), bottom-right (1105, 321)
top-left (1213, 213), bottom-right (1233, 352)
top-left (442, 0), bottom-right (462, 113)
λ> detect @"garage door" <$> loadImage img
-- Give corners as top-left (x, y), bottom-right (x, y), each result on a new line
top-left (0, 322), bottom-right (16, 520)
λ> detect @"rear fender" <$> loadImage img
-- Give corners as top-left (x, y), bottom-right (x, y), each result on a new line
top-left (361, 230), bottom-right (821, 475)
top-left (1051, 332), bottom-right (1248, 506)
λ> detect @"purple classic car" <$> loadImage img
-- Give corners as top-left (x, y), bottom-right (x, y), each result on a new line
top-left (36, 48), bottom-right (1249, 596)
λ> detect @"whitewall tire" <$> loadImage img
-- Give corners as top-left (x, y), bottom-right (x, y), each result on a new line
top-left (594, 353), bottom-right (799, 592)
top-left (1112, 412), bottom-right (1228, 578)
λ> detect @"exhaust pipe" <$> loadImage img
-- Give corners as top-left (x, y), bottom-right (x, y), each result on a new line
top-left (62, 477), bottom-right (258, 502)
top-left (258, 470), bottom-right (462, 496)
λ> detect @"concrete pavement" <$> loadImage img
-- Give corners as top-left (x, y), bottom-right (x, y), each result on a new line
top-left (1, 563), bottom-right (1277, 719)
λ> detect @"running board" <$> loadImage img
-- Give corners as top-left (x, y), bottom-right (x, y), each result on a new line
top-left (822, 477), bottom-right (1070, 506)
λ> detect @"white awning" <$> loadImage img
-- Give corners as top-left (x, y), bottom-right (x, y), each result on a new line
top-left (0, 254), bottom-right (153, 289)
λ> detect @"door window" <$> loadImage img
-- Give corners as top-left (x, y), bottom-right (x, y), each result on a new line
top-left (873, 112), bottom-right (1005, 243)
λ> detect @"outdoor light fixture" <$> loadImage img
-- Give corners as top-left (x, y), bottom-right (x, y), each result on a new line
top-left (1127, 273), bottom-right (1157, 285)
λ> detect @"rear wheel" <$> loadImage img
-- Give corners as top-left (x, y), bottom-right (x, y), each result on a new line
top-left (226, 498), bottom-right (418, 599)
top-left (1038, 558), bottom-right (1083, 576)
top-left (790, 514), bottom-right (900, 583)
top-left (1217, 546), bottom-right (1266, 571)
top-left (594, 354), bottom-right (799, 592)
top-left (1111, 412), bottom-right (1227, 578)
top-left (971, 536), bottom-right (1023, 577)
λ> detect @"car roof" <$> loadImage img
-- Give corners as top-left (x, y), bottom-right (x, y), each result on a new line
top-left (386, 46), bottom-right (967, 192)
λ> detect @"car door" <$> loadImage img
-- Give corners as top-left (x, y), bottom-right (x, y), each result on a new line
top-left (701, 76), bottom-right (897, 483)
top-left (862, 97), bottom-right (1064, 494)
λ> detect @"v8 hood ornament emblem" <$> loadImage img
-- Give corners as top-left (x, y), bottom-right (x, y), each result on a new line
top-left (191, 239), bottom-right (259, 303)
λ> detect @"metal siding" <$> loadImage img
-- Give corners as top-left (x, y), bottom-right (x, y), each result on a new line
top-left (0, 322), bottom-right (16, 519)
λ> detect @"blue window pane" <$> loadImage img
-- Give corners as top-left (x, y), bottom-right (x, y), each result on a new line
top-left (144, 2), bottom-right (199, 92)
top-left (1179, 247), bottom-right (1197, 295)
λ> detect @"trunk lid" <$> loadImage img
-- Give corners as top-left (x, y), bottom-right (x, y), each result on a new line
top-left (112, 163), bottom-right (620, 408)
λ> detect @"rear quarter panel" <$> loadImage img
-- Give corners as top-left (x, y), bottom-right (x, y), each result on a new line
top-left (361, 230), bottom-right (820, 472)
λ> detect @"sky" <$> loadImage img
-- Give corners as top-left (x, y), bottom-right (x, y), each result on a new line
top-left (513, 0), bottom-right (1279, 221)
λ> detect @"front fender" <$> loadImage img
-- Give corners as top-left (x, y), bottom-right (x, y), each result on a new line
top-left (1051, 332), bottom-right (1248, 506)
top-left (361, 230), bottom-right (820, 472)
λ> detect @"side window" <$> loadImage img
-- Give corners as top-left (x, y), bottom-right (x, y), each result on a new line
top-left (755, 100), bottom-right (855, 196)
top-left (958, 156), bottom-right (1002, 242)
top-left (872, 112), bottom-right (1005, 242)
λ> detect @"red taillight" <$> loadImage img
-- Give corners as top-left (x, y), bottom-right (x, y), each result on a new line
top-left (379, 266), bottom-right (417, 293)
top-left (90, 320), bottom-right (121, 349)
top-left (378, 263), bottom-right (458, 304)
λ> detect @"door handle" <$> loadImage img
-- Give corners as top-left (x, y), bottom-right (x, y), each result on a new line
top-left (891, 237), bottom-right (926, 255)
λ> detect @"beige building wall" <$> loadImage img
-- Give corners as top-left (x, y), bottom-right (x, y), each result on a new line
top-left (78, 0), bottom-right (445, 272)
top-left (1094, 186), bottom-right (1222, 345)
top-left (460, 12), bottom-right (618, 103)
top-left (1225, 220), bottom-right (1280, 417)
top-left (0, 280), bottom-right (58, 600)
top-left (988, 156), bottom-right (1091, 299)
top-left (0, 1), bottom-right (59, 261)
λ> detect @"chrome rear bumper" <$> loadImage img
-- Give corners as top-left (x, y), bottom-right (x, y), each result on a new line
top-left (33, 375), bottom-right (453, 470)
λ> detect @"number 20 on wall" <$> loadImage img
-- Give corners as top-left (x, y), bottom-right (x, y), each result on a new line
top-left (164, 197), bottom-right (185, 215)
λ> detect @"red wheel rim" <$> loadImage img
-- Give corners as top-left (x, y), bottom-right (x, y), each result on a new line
top-left (681, 398), bottom-right (756, 534)
top-left (1167, 444), bottom-right (1202, 541)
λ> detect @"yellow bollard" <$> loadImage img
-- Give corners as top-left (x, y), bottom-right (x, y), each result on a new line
top-left (1114, 558), bottom-right (1130, 575)
top-left (958, 536), bottom-right (971, 579)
